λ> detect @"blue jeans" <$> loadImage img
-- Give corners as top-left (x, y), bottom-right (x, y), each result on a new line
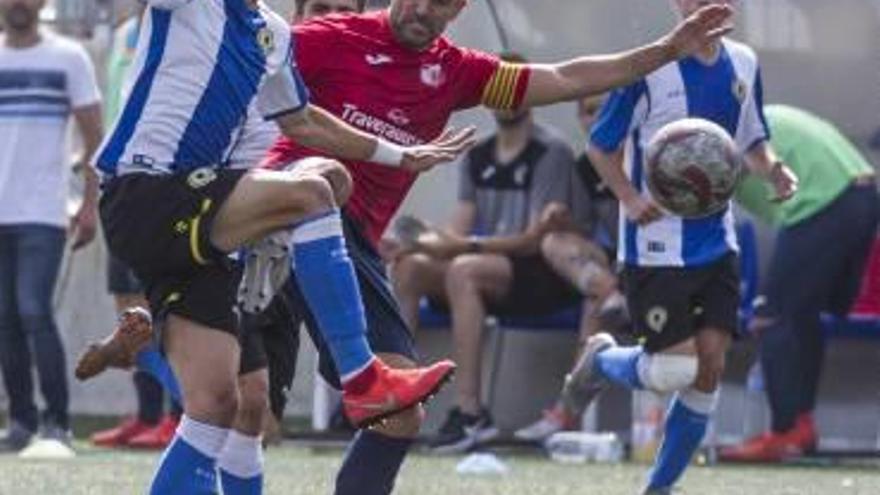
top-left (0, 224), bottom-right (68, 431)
top-left (759, 183), bottom-right (880, 433)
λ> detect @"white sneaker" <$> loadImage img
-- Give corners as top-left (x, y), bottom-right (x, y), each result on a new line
top-left (514, 407), bottom-right (577, 443)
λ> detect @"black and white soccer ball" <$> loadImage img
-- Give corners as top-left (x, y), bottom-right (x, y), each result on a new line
top-left (645, 118), bottom-right (741, 218)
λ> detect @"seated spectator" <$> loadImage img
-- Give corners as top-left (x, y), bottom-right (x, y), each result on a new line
top-left (721, 105), bottom-right (879, 462)
top-left (515, 94), bottom-right (629, 442)
top-left (391, 54), bottom-right (613, 453)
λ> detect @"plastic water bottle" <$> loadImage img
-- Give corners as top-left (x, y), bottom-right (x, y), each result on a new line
top-left (631, 390), bottom-right (666, 463)
top-left (545, 432), bottom-right (624, 464)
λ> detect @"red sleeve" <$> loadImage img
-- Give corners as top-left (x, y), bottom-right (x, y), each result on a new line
top-left (453, 47), bottom-right (531, 111)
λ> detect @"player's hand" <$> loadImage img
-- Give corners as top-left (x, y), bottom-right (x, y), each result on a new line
top-left (69, 204), bottom-right (97, 251)
top-left (623, 195), bottom-right (663, 226)
top-left (664, 4), bottom-right (734, 58)
top-left (401, 127), bottom-right (477, 173)
top-left (768, 161), bottom-right (798, 202)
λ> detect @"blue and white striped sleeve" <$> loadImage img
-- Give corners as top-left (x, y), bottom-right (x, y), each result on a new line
top-left (737, 67), bottom-right (770, 152)
top-left (256, 44), bottom-right (310, 121)
top-left (588, 81), bottom-right (648, 153)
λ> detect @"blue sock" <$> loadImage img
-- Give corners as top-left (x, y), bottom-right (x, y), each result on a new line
top-left (150, 415), bottom-right (228, 495)
top-left (218, 431), bottom-right (263, 495)
top-left (595, 345), bottom-right (644, 389)
top-left (136, 344), bottom-right (183, 404)
top-left (647, 388), bottom-right (717, 490)
top-left (335, 430), bottom-right (412, 495)
top-left (291, 211), bottom-right (373, 379)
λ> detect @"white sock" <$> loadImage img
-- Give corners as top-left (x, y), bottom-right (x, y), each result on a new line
top-left (217, 430), bottom-right (264, 479)
top-left (177, 415), bottom-right (230, 458)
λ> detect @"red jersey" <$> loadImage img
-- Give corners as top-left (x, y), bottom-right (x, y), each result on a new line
top-left (262, 11), bottom-right (530, 245)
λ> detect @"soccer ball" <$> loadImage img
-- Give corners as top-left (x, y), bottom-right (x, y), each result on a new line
top-left (645, 118), bottom-right (741, 218)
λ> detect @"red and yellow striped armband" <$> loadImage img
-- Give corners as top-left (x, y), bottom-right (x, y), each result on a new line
top-left (480, 62), bottom-right (531, 110)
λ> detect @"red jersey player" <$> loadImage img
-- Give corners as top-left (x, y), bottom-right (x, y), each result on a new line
top-left (263, 1), bottom-right (733, 494)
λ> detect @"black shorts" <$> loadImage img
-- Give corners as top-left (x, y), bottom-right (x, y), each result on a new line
top-left (285, 214), bottom-right (417, 390)
top-left (107, 253), bottom-right (143, 295)
top-left (99, 168), bottom-right (247, 334)
top-left (622, 253), bottom-right (740, 353)
top-left (239, 294), bottom-right (301, 420)
top-left (489, 254), bottom-right (582, 317)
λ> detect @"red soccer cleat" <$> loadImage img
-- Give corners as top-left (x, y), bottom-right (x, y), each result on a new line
top-left (720, 415), bottom-right (818, 463)
top-left (91, 417), bottom-right (153, 448)
top-left (342, 358), bottom-right (456, 428)
top-left (127, 414), bottom-right (180, 449)
top-left (75, 307), bottom-right (154, 381)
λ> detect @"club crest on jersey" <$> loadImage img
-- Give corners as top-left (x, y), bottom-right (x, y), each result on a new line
top-left (645, 306), bottom-right (668, 333)
top-left (187, 168), bottom-right (217, 190)
top-left (420, 63), bottom-right (445, 88)
top-left (257, 27), bottom-right (275, 55)
top-left (732, 79), bottom-right (747, 103)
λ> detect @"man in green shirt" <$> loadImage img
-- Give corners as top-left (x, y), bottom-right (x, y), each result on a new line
top-left (722, 105), bottom-right (879, 462)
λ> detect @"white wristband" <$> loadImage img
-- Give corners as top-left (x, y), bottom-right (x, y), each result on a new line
top-left (369, 139), bottom-right (405, 167)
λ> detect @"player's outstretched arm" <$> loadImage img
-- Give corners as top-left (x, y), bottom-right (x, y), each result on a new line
top-left (521, 4), bottom-right (732, 107)
top-left (275, 104), bottom-right (475, 172)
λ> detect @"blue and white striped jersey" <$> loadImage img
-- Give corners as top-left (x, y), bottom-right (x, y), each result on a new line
top-left (590, 39), bottom-right (769, 268)
top-left (96, 0), bottom-right (307, 175)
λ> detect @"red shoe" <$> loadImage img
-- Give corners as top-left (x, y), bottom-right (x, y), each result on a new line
top-left (127, 415), bottom-right (180, 449)
top-left (91, 417), bottom-right (153, 448)
top-left (75, 307), bottom-right (153, 381)
top-left (791, 413), bottom-right (818, 453)
top-left (720, 429), bottom-right (807, 463)
top-left (342, 358), bottom-right (456, 428)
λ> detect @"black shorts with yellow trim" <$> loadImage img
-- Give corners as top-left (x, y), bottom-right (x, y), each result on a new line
top-left (99, 167), bottom-right (247, 335)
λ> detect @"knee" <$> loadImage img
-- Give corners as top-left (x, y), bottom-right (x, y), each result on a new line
top-left (185, 384), bottom-right (240, 426)
top-left (285, 175), bottom-right (337, 216)
top-left (445, 256), bottom-right (481, 295)
top-left (540, 232), bottom-right (565, 259)
top-left (694, 350), bottom-right (726, 392)
top-left (639, 353), bottom-right (699, 393)
top-left (320, 160), bottom-right (353, 206)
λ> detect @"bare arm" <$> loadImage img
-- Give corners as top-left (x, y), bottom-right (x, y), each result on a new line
top-left (521, 4), bottom-right (732, 107)
top-left (446, 201), bottom-right (476, 237)
top-left (70, 103), bottom-right (103, 250)
top-left (744, 141), bottom-right (798, 201)
top-left (275, 104), bottom-right (474, 172)
top-left (587, 146), bottom-right (663, 225)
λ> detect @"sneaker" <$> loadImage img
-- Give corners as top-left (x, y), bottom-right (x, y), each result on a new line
top-left (237, 229), bottom-right (293, 314)
top-left (430, 407), bottom-right (500, 455)
top-left (91, 417), bottom-right (153, 447)
top-left (791, 413), bottom-right (818, 453)
top-left (718, 430), bottom-right (803, 463)
top-left (514, 405), bottom-right (578, 443)
top-left (127, 415), bottom-right (179, 449)
top-left (40, 421), bottom-right (73, 447)
top-left (0, 420), bottom-right (35, 452)
top-left (75, 307), bottom-right (153, 381)
top-left (342, 358), bottom-right (456, 428)
top-left (560, 333), bottom-right (615, 415)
